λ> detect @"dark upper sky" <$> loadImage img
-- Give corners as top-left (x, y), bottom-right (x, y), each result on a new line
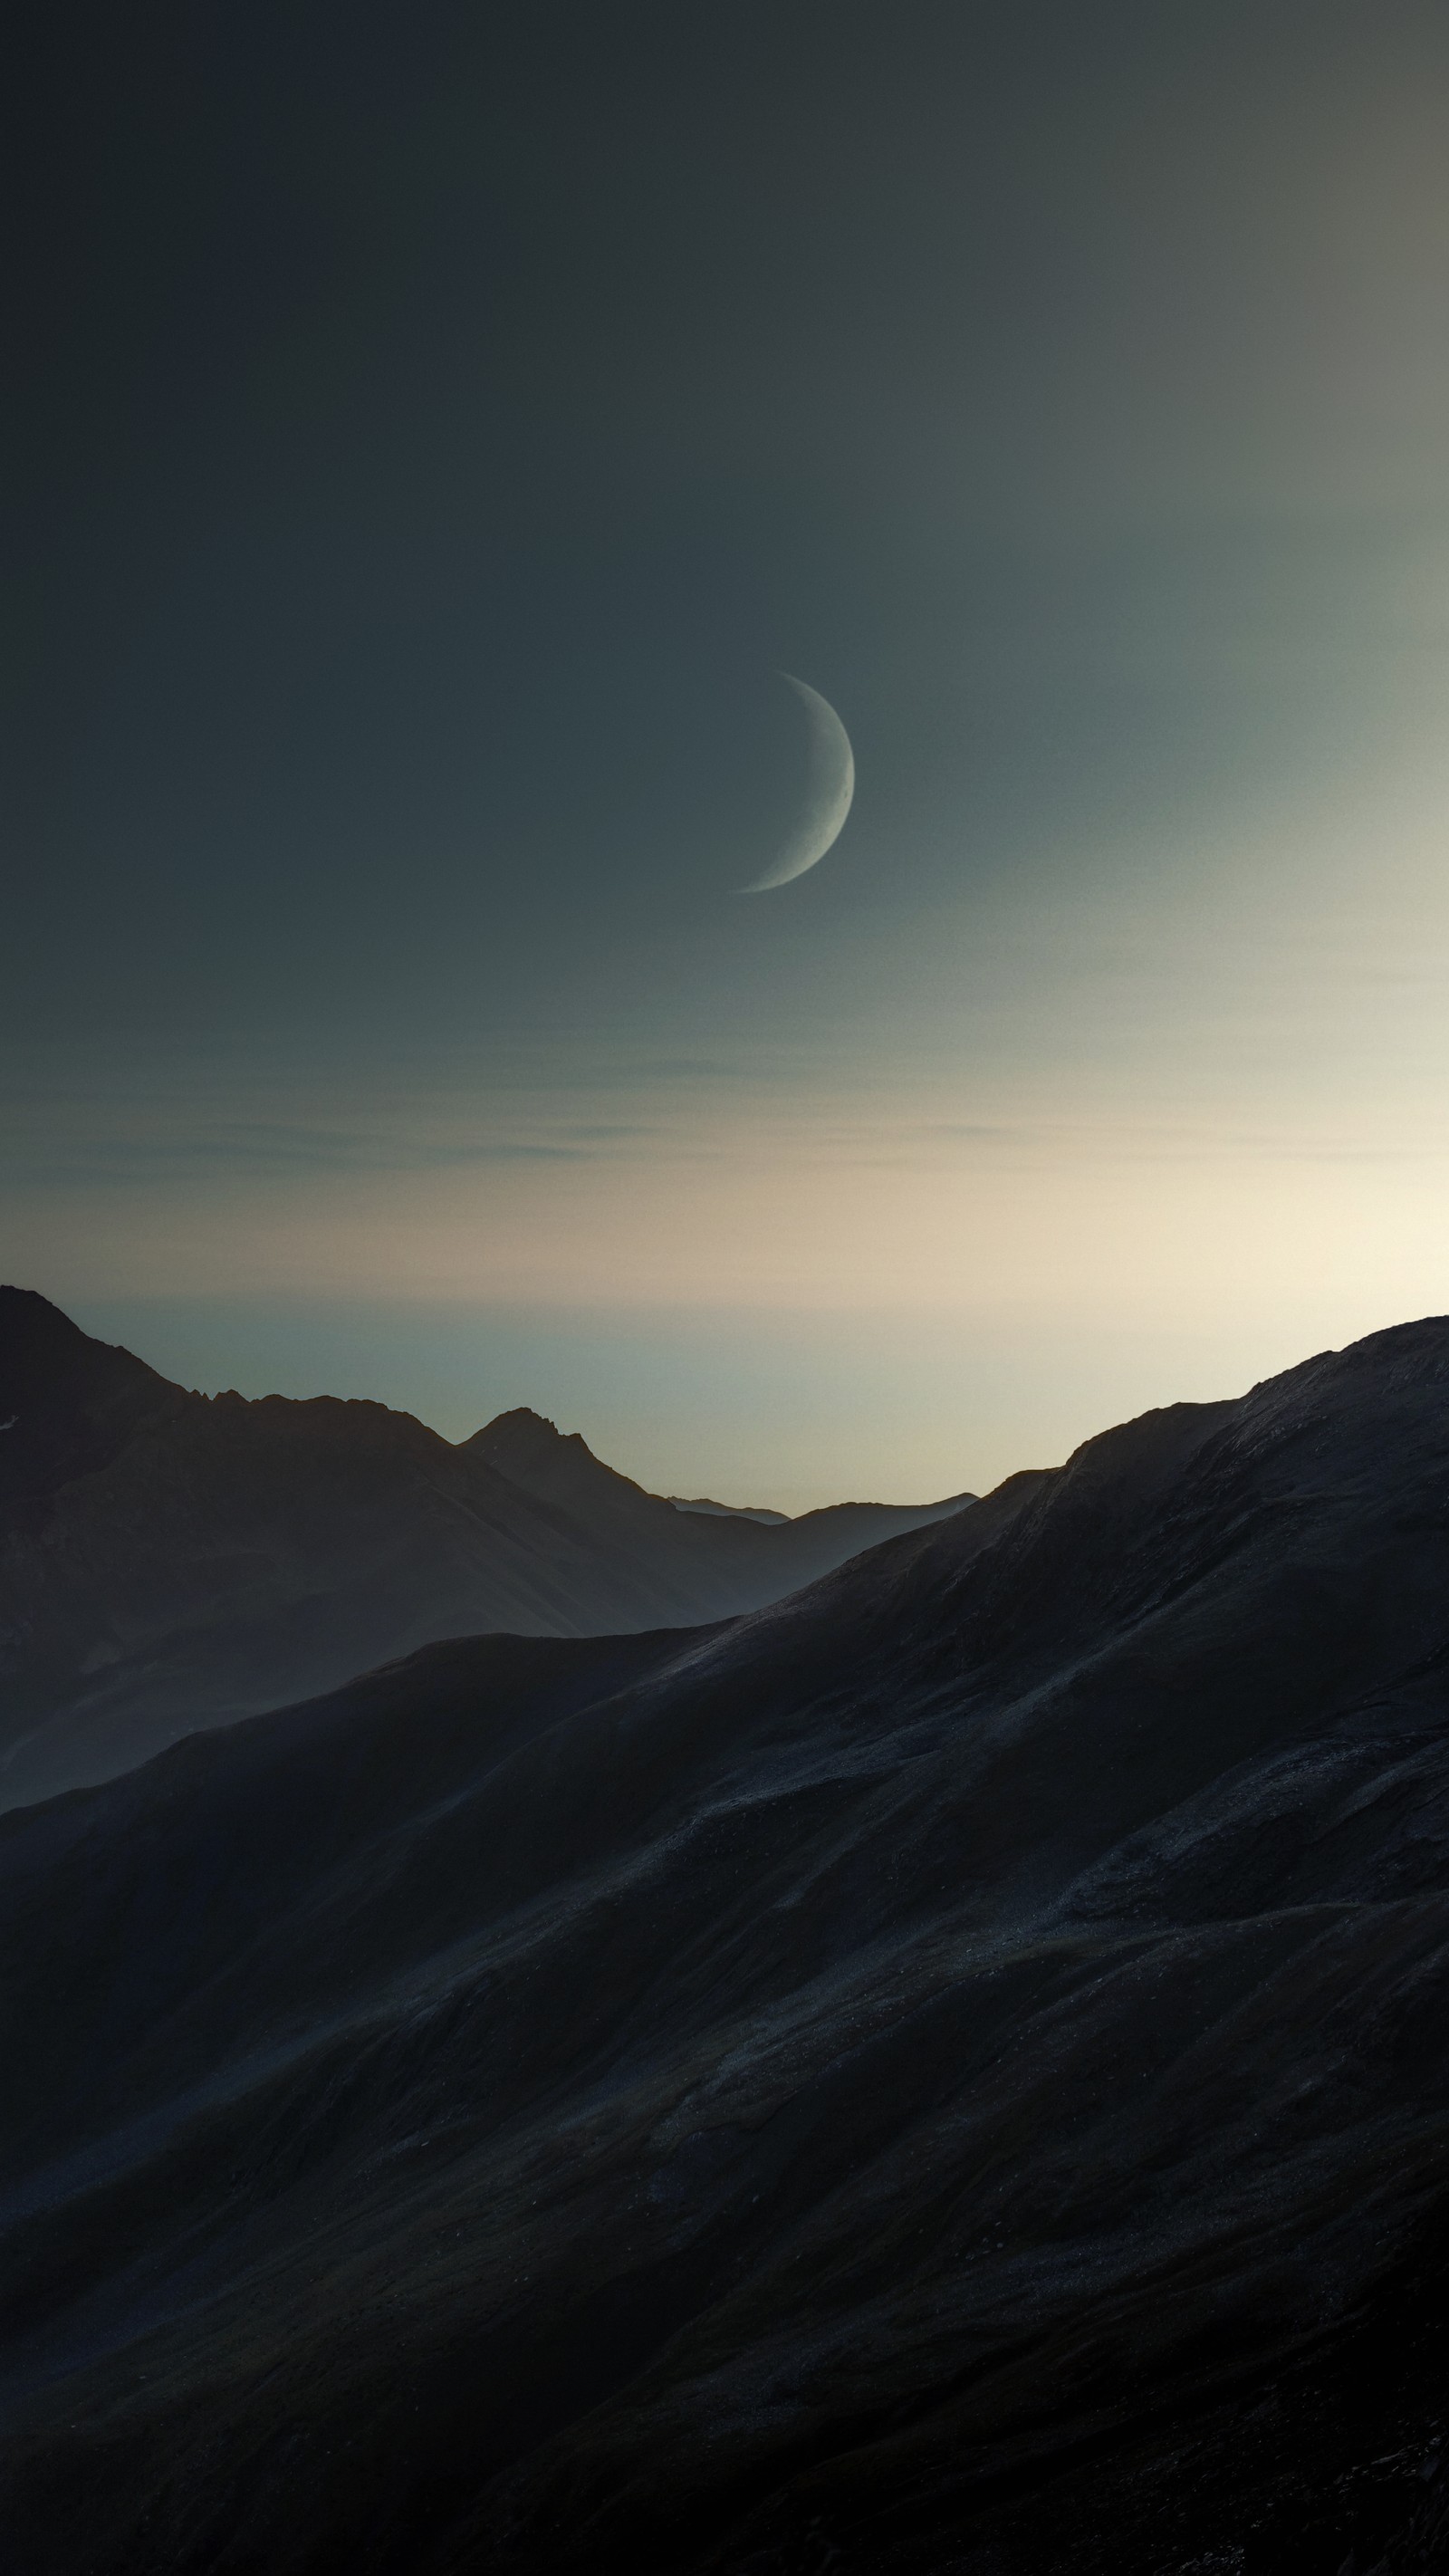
top-left (9, 2), bottom-right (1449, 1498)
top-left (10, 1), bottom-right (1432, 1026)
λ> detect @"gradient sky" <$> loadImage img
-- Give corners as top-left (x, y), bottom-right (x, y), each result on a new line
top-left (8, 2), bottom-right (1449, 1504)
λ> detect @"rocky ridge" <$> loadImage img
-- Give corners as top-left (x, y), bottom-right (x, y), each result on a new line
top-left (5, 1321), bottom-right (1449, 2568)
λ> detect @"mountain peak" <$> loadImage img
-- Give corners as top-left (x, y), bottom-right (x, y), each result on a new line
top-left (0, 1296), bottom-right (980, 1806)
top-left (13, 1311), bottom-right (1449, 2573)
top-left (0, 1283), bottom-right (101, 1373)
top-left (0, 1286), bottom-right (179, 1505)
top-left (466, 1406), bottom-right (594, 1470)
top-left (474, 1404), bottom-right (568, 1438)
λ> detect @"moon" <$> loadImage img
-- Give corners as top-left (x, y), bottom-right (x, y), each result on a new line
top-left (741, 673), bottom-right (855, 892)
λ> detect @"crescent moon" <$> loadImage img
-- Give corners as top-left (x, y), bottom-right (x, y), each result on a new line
top-left (741, 672), bottom-right (855, 892)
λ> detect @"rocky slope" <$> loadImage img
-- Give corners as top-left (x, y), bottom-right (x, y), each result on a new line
top-left (6, 1319), bottom-right (1449, 2571)
top-left (0, 1288), bottom-right (969, 1807)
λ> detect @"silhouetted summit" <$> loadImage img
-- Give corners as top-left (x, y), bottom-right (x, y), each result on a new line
top-left (467, 1403), bottom-right (591, 1471)
top-left (0, 1285), bottom-right (178, 1508)
top-left (465, 1403), bottom-right (657, 1517)
top-left (0, 1292), bottom-right (971, 1809)
top-left (6, 1318), bottom-right (1449, 2572)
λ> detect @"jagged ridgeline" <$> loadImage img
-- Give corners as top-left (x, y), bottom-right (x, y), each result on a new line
top-left (0, 1288), bottom-right (971, 1809)
top-left (6, 1319), bottom-right (1449, 2570)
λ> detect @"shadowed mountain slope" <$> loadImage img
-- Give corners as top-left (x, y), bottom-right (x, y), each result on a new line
top-left (465, 1403), bottom-right (971, 1581)
top-left (0, 1290), bottom-right (969, 1810)
top-left (6, 1321), bottom-right (1449, 2571)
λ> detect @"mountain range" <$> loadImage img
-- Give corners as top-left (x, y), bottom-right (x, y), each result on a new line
top-left (0, 1287), bottom-right (970, 1809)
top-left (7, 1315), bottom-right (1449, 2571)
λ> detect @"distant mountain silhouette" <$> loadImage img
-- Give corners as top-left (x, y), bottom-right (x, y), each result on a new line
top-left (7, 1318), bottom-right (1449, 2572)
top-left (0, 1288), bottom-right (972, 1808)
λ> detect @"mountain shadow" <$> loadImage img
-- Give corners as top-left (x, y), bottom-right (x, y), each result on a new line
top-left (0, 1288), bottom-right (970, 1808)
top-left (7, 1319), bottom-right (1449, 2569)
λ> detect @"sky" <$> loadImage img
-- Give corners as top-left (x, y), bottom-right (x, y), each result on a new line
top-left (7, 1), bottom-right (1449, 1506)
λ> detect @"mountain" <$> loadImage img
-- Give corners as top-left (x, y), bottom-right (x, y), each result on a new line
top-left (0, 1289), bottom-right (970, 1809)
top-left (6, 1318), bottom-right (1449, 2573)
top-left (465, 1404), bottom-right (969, 1575)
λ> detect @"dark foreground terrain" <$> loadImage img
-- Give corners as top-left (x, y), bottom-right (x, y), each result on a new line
top-left (7, 1320), bottom-right (1449, 2572)
top-left (0, 1287), bottom-right (966, 1808)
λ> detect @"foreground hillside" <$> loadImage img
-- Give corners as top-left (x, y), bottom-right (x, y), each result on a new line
top-left (0, 1288), bottom-right (967, 1807)
top-left (6, 1320), bottom-right (1449, 2572)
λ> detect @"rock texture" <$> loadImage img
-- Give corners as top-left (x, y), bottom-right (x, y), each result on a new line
top-left (0, 1289), bottom-right (969, 1808)
top-left (6, 1319), bottom-right (1449, 2573)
